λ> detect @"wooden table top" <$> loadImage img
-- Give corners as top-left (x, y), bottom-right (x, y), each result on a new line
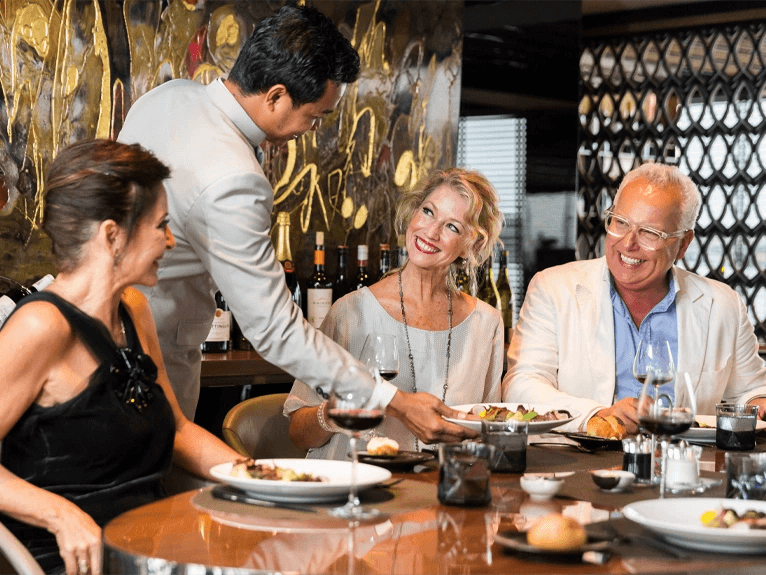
top-left (103, 441), bottom-right (766, 575)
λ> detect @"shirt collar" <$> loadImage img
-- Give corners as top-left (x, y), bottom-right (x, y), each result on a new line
top-left (206, 77), bottom-right (266, 147)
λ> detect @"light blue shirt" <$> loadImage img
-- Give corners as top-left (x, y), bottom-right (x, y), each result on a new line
top-left (611, 274), bottom-right (678, 402)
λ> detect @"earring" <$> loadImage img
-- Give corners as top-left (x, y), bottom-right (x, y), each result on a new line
top-left (113, 251), bottom-right (121, 270)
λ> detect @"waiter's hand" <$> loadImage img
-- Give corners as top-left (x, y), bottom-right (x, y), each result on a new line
top-left (386, 390), bottom-right (479, 444)
top-left (596, 397), bottom-right (639, 434)
top-left (747, 398), bottom-right (766, 420)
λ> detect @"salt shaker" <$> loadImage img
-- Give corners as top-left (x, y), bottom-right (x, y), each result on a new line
top-left (665, 440), bottom-right (700, 489)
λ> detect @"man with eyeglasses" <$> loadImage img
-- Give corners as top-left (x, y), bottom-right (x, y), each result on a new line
top-left (503, 163), bottom-right (766, 433)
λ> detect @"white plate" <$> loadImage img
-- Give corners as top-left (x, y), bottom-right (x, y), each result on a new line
top-left (444, 403), bottom-right (579, 433)
top-left (210, 459), bottom-right (392, 504)
top-left (676, 415), bottom-right (766, 440)
top-left (622, 497), bottom-right (766, 553)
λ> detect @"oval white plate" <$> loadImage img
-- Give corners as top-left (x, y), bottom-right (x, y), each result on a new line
top-left (210, 459), bottom-right (392, 504)
top-left (444, 403), bottom-right (579, 433)
top-left (623, 497), bottom-right (766, 553)
top-left (676, 415), bottom-right (766, 441)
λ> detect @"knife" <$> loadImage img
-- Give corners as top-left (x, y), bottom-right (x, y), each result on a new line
top-left (211, 484), bottom-right (319, 513)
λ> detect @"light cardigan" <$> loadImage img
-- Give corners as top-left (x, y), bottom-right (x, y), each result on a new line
top-left (503, 257), bottom-right (766, 431)
top-left (284, 287), bottom-right (504, 459)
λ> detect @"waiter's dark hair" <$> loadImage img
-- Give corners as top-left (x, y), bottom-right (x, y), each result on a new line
top-left (228, 4), bottom-right (360, 106)
top-left (43, 139), bottom-right (170, 272)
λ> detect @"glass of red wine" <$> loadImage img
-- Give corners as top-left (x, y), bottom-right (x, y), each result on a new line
top-left (637, 371), bottom-right (696, 498)
top-left (633, 337), bottom-right (675, 482)
top-left (360, 334), bottom-right (399, 382)
top-left (326, 364), bottom-right (386, 519)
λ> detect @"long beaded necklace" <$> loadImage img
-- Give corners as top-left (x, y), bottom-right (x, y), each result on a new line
top-left (398, 267), bottom-right (452, 450)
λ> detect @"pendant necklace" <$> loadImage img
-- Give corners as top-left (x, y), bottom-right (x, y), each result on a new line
top-left (398, 267), bottom-right (452, 451)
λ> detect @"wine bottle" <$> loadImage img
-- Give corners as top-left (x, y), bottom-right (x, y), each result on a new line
top-left (378, 243), bottom-right (391, 281)
top-left (274, 211), bottom-right (302, 309)
top-left (396, 234), bottom-right (408, 268)
top-left (231, 314), bottom-right (253, 351)
top-left (0, 274), bottom-right (55, 328)
top-left (201, 290), bottom-right (231, 353)
top-left (333, 245), bottom-right (352, 301)
top-left (496, 249), bottom-right (515, 343)
top-left (354, 245), bottom-right (372, 291)
top-left (477, 255), bottom-right (500, 311)
top-left (307, 231), bottom-right (333, 328)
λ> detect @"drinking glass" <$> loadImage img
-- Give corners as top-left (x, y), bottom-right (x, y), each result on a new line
top-left (637, 371), bottom-right (696, 498)
top-left (326, 365), bottom-right (385, 519)
top-left (633, 337), bottom-right (675, 481)
top-left (359, 334), bottom-right (399, 382)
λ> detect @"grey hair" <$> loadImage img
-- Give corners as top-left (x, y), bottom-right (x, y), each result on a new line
top-left (614, 163), bottom-right (701, 231)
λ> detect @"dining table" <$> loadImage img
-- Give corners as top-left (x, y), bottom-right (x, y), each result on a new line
top-left (102, 434), bottom-right (766, 575)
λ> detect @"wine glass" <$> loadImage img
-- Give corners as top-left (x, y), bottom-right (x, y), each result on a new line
top-left (326, 365), bottom-right (386, 519)
top-left (637, 371), bottom-right (696, 498)
top-left (633, 338), bottom-right (675, 481)
top-left (359, 334), bottom-right (399, 381)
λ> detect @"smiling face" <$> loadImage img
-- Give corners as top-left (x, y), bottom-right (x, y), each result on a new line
top-left (263, 81), bottom-right (346, 147)
top-left (119, 184), bottom-right (175, 286)
top-left (405, 184), bottom-right (471, 274)
top-left (605, 176), bottom-right (693, 298)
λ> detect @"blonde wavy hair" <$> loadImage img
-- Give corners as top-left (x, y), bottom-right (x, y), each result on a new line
top-left (395, 168), bottom-right (504, 292)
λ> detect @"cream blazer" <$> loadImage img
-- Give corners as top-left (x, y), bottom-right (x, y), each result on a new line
top-left (503, 257), bottom-right (766, 431)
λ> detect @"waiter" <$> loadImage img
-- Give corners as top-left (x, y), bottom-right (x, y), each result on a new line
top-left (118, 5), bottom-right (473, 445)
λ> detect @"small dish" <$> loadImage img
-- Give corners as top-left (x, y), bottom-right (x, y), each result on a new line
top-left (553, 431), bottom-right (623, 451)
top-left (590, 469), bottom-right (635, 491)
top-left (520, 474), bottom-right (564, 501)
top-left (357, 450), bottom-right (435, 471)
top-left (494, 529), bottom-right (612, 559)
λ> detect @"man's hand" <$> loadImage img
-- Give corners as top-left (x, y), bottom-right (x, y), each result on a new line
top-left (595, 397), bottom-right (639, 434)
top-left (386, 390), bottom-right (479, 444)
top-left (747, 397), bottom-right (766, 420)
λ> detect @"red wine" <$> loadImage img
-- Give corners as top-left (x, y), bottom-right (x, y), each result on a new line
top-left (327, 408), bottom-right (384, 431)
top-left (378, 370), bottom-right (398, 381)
top-left (635, 374), bottom-right (674, 386)
top-left (639, 415), bottom-right (693, 436)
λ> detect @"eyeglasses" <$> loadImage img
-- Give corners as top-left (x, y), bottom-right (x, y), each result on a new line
top-left (604, 209), bottom-right (689, 251)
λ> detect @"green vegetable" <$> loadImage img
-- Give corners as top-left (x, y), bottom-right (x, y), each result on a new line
top-left (521, 411), bottom-right (538, 421)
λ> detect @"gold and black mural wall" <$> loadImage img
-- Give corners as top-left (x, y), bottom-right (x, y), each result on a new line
top-left (0, 0), bottom-right (463, 286)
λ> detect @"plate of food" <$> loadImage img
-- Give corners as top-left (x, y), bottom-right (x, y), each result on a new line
top-left (210, 459), bottom-right (391, 504)
top-left (357, 436), bottom-right (435, 471)
top-left (675, 415), bottom-right (766, 442)
top-left (552, 414), bottom-right (627, 450)
top-left (494, 514), bottom-right (612, 558)
top-left (622, 498), bottom-right (766, 553)
top-left (444, 403), bottom-right (578, 433)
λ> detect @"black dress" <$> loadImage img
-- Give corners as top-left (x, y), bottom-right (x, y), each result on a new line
top-left (0, 292), bottom-right (175, 574)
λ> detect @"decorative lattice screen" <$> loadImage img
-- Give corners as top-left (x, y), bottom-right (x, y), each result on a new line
top-left (579, 22), bottom-right (766, 339)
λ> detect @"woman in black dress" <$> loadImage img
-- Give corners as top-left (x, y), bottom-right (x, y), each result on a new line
top-left (0, 140), bottom-right (243, 575)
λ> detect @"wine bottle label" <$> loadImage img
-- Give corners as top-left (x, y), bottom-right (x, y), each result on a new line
top-left (204, 309), bottom-right (231, 342)
top-left (307, 289), bottom-right (332, 328)
top-left (0, 296), bottom-right (15, 327)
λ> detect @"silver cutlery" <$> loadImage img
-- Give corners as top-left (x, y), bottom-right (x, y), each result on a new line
top-left (211, 485), bottom-right (319, 513)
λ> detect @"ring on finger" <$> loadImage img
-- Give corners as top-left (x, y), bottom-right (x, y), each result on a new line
top-left (78, 558), bottom-right (89, 575)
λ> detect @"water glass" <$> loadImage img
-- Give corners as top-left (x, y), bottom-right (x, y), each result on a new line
top-left (725, 452), bottom-right (766, 499)
top-left (438, 442), bottom-right (494, 507)
top-left (716, 404), bottom-right (758, 451)
top-left (480, 420), bottom-right (527, 473)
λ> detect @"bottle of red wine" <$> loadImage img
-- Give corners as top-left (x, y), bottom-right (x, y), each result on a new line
top-left (396, 234), bottom-right (408, 268)
top-left (333, 245), bottom-right (352, 301)
top-left (231, 314), bottom-right (253, 351)
top-left (0, 274), bottom-right (55, 328)
top-left (201, 290), bottom-right (231, 353)
top-left (274, 211), bottom-right (302, 309)
top-left (307, 231), bottom-right (333, 328)
top-left (377, 243), bottom-right (391, 281)
top-left (354, 245), bottom-right (372, 291)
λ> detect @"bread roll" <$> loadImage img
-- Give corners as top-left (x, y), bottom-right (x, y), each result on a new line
top-left (586, 414), bottom-right (627, 439)
top-left (526, 514), bottom-right (587, 551)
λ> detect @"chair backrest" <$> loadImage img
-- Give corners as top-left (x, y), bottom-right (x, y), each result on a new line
top-left (222, 393), bottom-right (307, 460)
top-left (0, 521), bottom-right (44, 575)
